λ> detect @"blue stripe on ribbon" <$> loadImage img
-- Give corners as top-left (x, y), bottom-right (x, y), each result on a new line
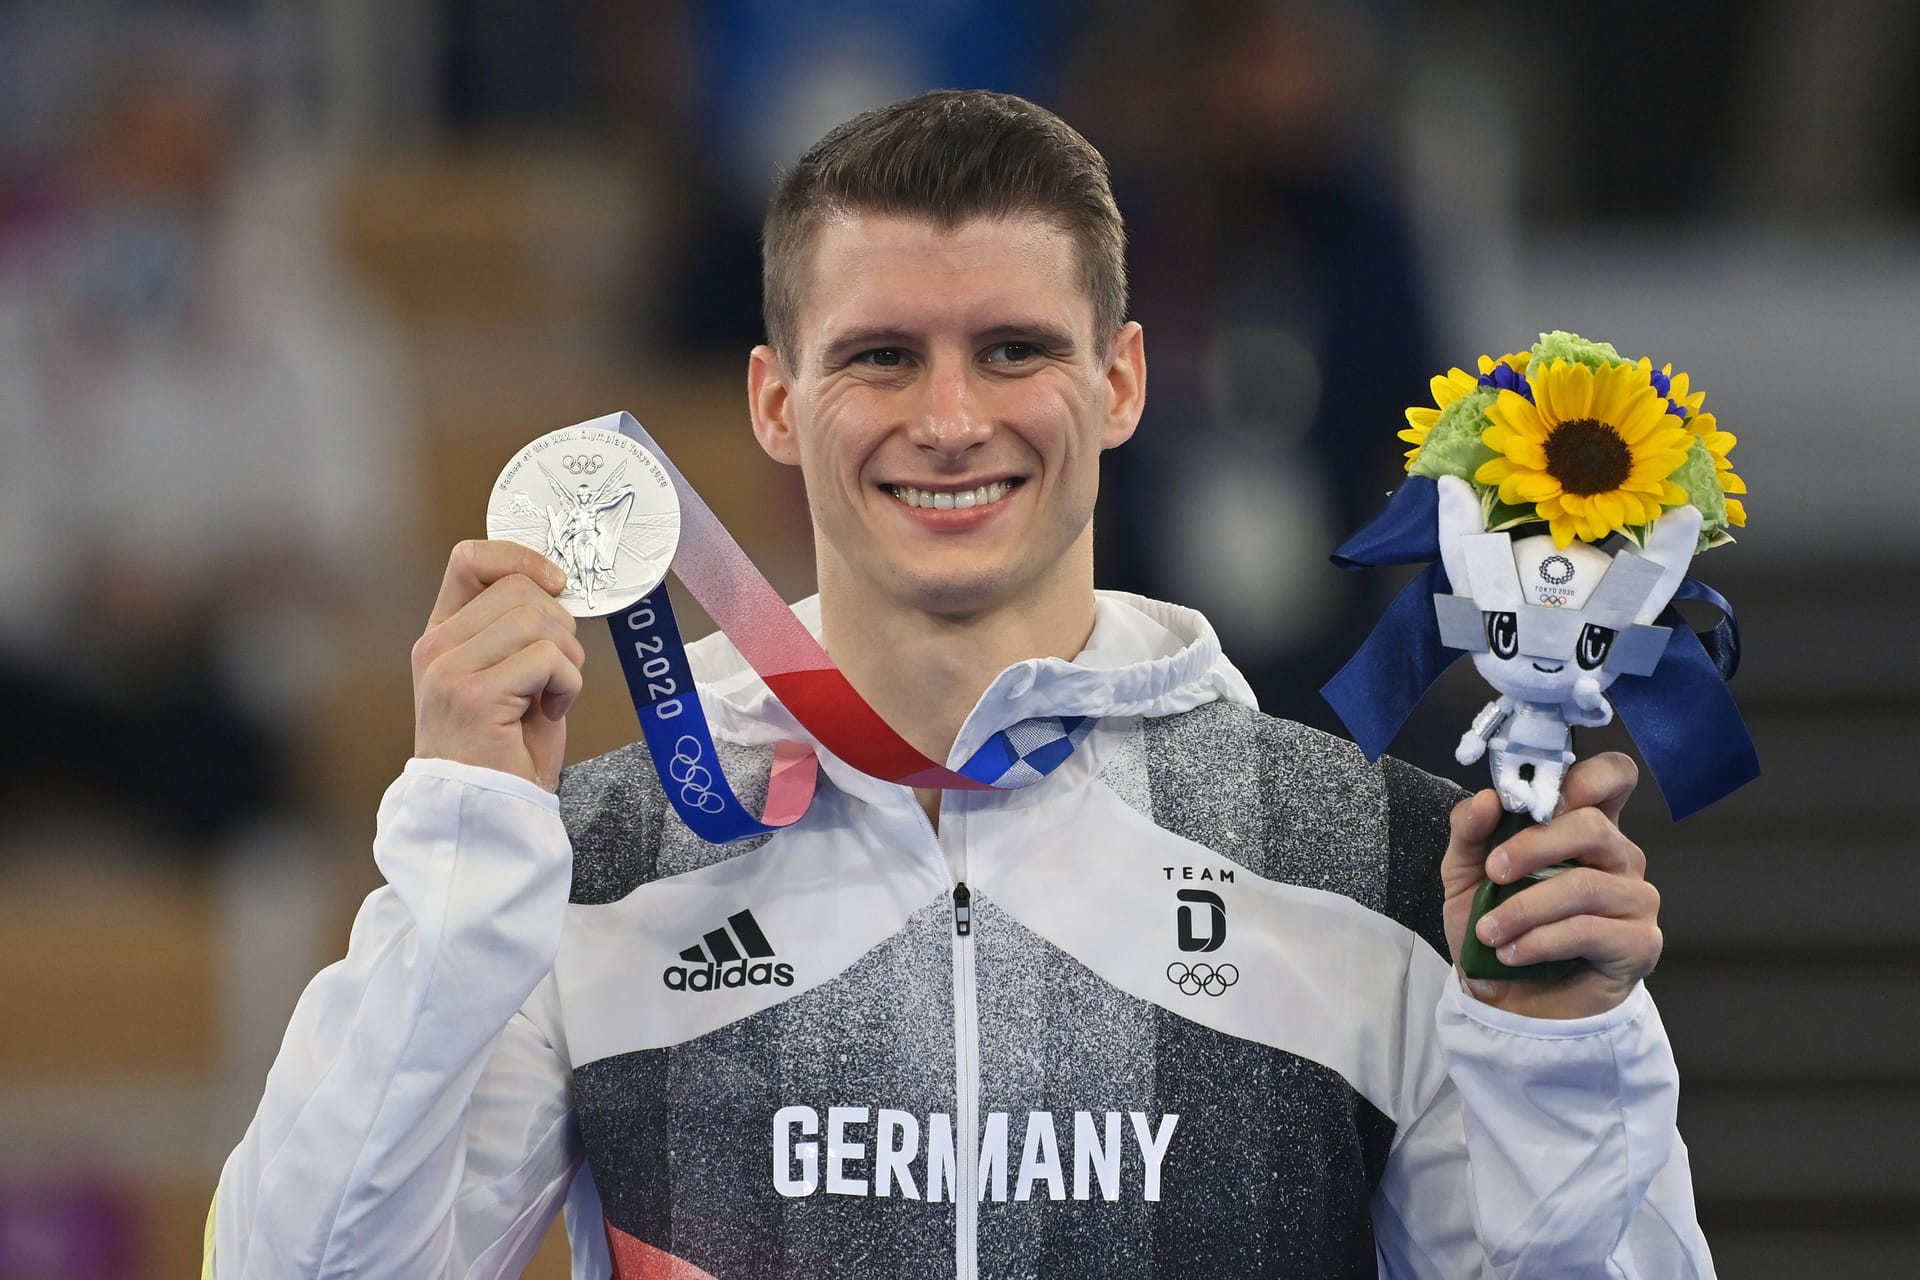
top-left (611, 585), bottom-right (792, 842)
top-left (1608, 604), bottom-right (1759, 820)
top-left (957, 735), bottom-right (1019, 786)
top-left (1320, 559), bottom-right (1456, 761)
top-left (1321, 478), bottom-right (1455, 760)
top-left (1320, 475), bottom-right (1760, 819)
top-left (955, 715), bottom-right (1095, 787)
top-left (1673, 576), bottom-right (1740, 679)
top-left (1331, 474), bottom-right (1442, 571)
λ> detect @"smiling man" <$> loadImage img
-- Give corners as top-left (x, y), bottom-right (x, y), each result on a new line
top-left (748, 198), bottom-right (1144, 828)
top-left (208, 91), bottom-right (1714, 1278)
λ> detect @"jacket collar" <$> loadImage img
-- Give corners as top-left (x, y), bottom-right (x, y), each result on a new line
top-left (685, 591), bottom-right (1255, 793)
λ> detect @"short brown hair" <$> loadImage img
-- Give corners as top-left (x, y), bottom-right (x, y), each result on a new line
top-left (761, 89), bottom-right (1127, 359)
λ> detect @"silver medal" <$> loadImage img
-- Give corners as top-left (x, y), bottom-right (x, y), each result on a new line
top-left (485, 423), bottom-right (681, 617)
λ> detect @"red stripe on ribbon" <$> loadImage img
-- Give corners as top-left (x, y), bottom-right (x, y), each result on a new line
top-left (762, 670), bottom-right (991, 791)
top-left (626, 412), bottom-right (992, 791)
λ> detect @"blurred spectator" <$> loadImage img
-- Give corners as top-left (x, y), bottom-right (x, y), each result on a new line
top-left (1074, 0), bottom-right (1435, 733)
top-left (0, 45), bottom-right (413, 863)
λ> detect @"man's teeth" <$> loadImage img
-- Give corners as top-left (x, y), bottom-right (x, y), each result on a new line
top-left (888, 481), bottom-right (1015, 510)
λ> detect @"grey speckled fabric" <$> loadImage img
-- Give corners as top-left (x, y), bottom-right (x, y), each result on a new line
top-left (559, 705), bottom-right (1462, 1279)
top-left (561, 738), bottom-right (779, 905)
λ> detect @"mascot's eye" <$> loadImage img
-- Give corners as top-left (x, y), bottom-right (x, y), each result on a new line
top-left (1483, 611), bottom-right (1519, 659)
top-left (1577, 623), bottom-right (1616, 670)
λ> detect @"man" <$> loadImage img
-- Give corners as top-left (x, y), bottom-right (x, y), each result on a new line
top-left (208, 91), bottom-right (1711, 1277)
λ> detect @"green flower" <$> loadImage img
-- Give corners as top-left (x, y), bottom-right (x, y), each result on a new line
top-left (1408, 386), bottom-right (1500, 480)
top-left (1530, 330), bottom-right (1632, 375)
top-left (1670, 434), bottom-right (1733, 551)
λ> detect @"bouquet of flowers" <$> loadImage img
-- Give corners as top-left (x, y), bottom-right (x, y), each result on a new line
top-left (1399, 330), bottom-right (1744, 552)
top-left (1324, 331), bottom-right (1759, 980)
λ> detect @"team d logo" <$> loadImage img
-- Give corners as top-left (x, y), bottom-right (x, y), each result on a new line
top-left (663, 908), bottom-right (795, 993)
top-left (1176, 889), bottom-right (1226, 953)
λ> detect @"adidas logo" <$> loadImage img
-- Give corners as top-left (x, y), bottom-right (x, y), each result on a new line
top-left (662, 908), bottom-right (795, 993)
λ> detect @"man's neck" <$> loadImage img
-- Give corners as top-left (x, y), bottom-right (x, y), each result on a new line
top-left (816, 546), bottom-right (1098, 827)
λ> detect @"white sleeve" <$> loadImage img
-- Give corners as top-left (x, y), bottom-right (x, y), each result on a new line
top-left (1373, 981), bottom-right (1716, 1278)
top-left (207, 759), bottom-right (584, 1280)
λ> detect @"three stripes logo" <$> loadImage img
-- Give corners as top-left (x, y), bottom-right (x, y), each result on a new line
top-left (662, 908), bottom-right (795, 993)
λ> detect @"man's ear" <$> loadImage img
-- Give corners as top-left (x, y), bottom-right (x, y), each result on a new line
top-left (1100, 321), bottom-right (1146, 449)
top-left (748, 344), bottom-right (802, 466)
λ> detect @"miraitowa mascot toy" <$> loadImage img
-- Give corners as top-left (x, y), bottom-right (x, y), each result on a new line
top-left (1323, 331), bottom-right (1759, 981)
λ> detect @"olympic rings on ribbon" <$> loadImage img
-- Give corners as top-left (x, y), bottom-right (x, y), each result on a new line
top-left (1166, 960), bottom-right (1239, 997)
top-left (667, 734), bottom-right (727, 814)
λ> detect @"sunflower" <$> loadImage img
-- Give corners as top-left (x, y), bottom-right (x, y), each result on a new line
top-left (1475, 358), bottom-right (1693, 547)
top-left (1686, 409), bottom-right (1747, 527)
top-left (1398, 352), bottom-right (1530, 469)
top-left (1640, 357), bottom-right (1747, 530)
top-left (1639, 357), bottom-right (1708, 418)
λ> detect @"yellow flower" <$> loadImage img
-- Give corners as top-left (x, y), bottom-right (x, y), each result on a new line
top-left (1398, 352), bottom-right (1530, 469)
top-left (1687, 410), bottom-right (1747, 527)
top-left (1399, 368), bottom-right (1478, 466)
top-left (1475, 359), bottom-right (1693, 547)
top-left (1638, 357), bottom-right (1708, 417)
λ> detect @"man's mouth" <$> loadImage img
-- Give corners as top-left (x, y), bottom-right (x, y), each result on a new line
top-left (884, 480), bottom-right (1019, 510)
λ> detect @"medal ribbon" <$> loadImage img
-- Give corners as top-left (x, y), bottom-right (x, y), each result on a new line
top-left (595, 411), bottom-right (1095, 842)
top-left (1319, 475), bottom-right (1760, 821)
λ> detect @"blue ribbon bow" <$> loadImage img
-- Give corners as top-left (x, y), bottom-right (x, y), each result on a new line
top-left (1320, 476), bottom-right (1760, 820)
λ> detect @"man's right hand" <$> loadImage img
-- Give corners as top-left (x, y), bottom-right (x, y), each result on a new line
top-left (411, 540), bottom-right (585, 791)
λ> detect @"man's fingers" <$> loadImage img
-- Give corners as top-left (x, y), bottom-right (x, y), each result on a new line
top-left (1557, 751), bottom-right (1638, 825)
top-left (1475, 867), bottom-right (1659, 948)
top-left (491, 641), bottom-right (584, 723)
top-left (429, 605), bottom-right (586, 685)
top-left (428, 540), bottom-right (566, 629)
top-left (1447, 789), bottom-right (1504, 862)
top-left (1489, 805), bottom-right (1646, 882)
top-left (440, 639), bottom-right (583, 727)
top-left (415, 572), bottom-right (578, 675)
top-left (1480, 912), bottom-right (1664, 980)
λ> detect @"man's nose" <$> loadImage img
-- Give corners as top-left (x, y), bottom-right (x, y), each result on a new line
top-left (905, 362), bottom-right (992, 454)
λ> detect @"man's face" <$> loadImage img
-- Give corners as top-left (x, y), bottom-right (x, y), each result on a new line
top-left (749, 211), bottom-right (1144, 619)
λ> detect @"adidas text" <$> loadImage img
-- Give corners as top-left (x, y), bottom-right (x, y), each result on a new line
top-left (662, 960), bottom-right (795, 992)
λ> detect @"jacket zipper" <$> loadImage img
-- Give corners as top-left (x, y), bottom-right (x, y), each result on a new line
top-left (951, 876), bottom-right (979, 1280)
top-left (916, 796), bottom-right (979, 1280)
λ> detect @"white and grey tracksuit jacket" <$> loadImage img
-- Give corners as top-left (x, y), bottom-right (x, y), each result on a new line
top-left (208, 593), bottom-right (1716, 1278)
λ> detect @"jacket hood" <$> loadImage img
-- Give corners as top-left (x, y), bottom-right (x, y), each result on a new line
top-left (685, 591), bottom-right (1257, 769)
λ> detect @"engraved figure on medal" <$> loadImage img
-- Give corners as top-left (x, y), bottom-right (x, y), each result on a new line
top-left (486, 425), bottom-right (680, 617)
top-left (539, 459), bottom-right (635, 612)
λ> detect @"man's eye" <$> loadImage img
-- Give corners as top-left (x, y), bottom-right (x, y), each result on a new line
top-left (856, 348), bottom-right (907, 368)
top-left (984, 342), bottom-right (1040, 365)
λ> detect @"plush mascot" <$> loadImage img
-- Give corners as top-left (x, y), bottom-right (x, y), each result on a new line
top-left (1323, 331), bottom-right (1758, 978)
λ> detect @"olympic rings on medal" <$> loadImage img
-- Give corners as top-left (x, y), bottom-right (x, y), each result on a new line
top-left (1166, 960), bottom-right (1239, 997)
top-left (561, 453), bottom-right (605, 475)
top-left (667, 734), bottom-right (726, 814)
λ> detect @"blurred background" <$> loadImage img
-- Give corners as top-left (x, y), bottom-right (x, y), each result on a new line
top-left (0, 0), bottom-right (1913, 1274)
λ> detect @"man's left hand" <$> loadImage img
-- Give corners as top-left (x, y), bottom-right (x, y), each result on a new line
top-left (1442, 752), bottom-right (1663, 1020)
